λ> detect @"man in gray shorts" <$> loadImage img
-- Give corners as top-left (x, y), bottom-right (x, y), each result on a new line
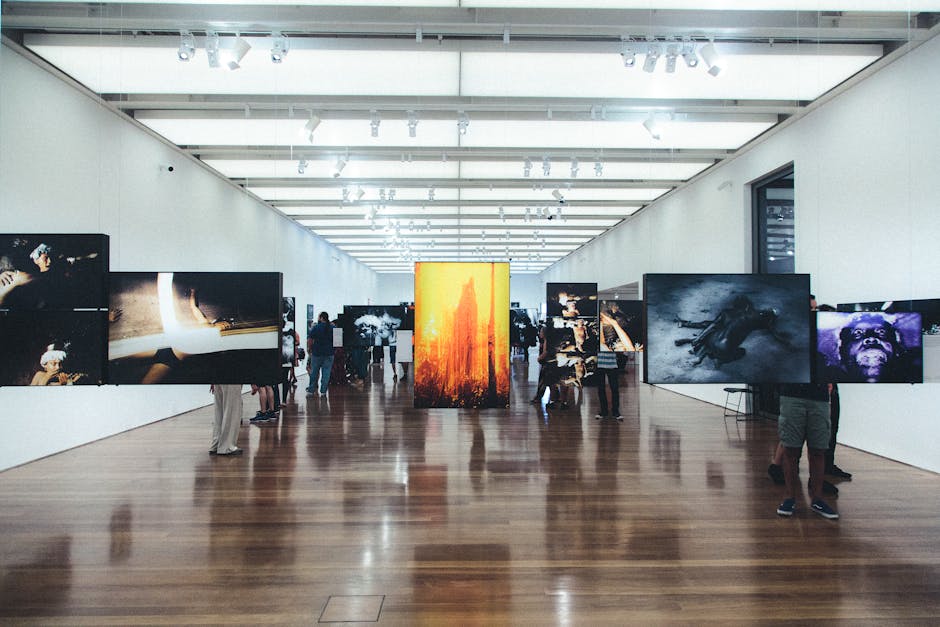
top-left (776, 383), bottom-right (839, 519)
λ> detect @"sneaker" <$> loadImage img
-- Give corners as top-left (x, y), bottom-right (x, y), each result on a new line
top-left (595, 413), bottom-right (608, 420)
top-left (826, 464), bottom-right (852, 480)
top-left (819, 480), bottom-right (839, 496)
top-left (811, 499), bottom-right (839, 519)
top-left (767, 463), bottom-right (785, 485)
top-left (545, 401), bottom-right (557, 409)
top-left (776, 498), bottom-right (796, 517)
top-left (250, 412), bottom-right (268, 423)
top-left (265, 410), bottom-right (278, 421)
top-left (614, 414), bottom-right (623, 422)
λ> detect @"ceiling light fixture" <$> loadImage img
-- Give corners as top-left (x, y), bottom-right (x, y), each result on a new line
top-left (270, 32), bottom-right (289, 64)
top-left (297, 158), bottom-right (307, 174)
top-left (177, 30), bottom-right (195, 61)
top-left (643, 114), bottom-right (662, 140)
top-left (523, 158), bottom-right (532, 178)
top-left (700, 41), bottom-right (723, 76)
top-left (427, 186), bottom-right (435, 201)
top-left (620, 37), bottom-right (636, 68)
top-left (303, 113), bottom-right (321, 143)
top-left (332, 157), bottom-right (346, 178)
top-left (665, 39), bottom-right (679, 73)
top-left (205, 31), bottom-right (220, 68)
top-left (643, 40), bottom-right (661, 73)
top-left (503, 25), bottom-right (511, 45)
top-left (681, 37), bottom-right (699, 68)
top-left (416, 26), bottom-right (423, 44)
top-left (226, 35), bottom-right (252, 71)
top-left (570, 158), bottom-right (579, 178)
top-left (407, 110), bottom-right (418, 138)
top-left (542, 156), bottom-right (551, 177)
top-left (552, 189), bottom-right (566, 203)
top-left (370, 109), bottom-right (381, 137)
top-left (356, 187), bottom-right (366, 201)
top-left (457, 111), bottom-right (470, 135)
top-left (594, 160), bottom-right (603, 177)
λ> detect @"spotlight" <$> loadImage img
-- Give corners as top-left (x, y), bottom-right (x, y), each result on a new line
top-left (177, 30), bottom-right (196, 61)
top-left (332, 157), bottom-right (346, 178)
top-left (205, 31), bottom-right (220, 68)
top-left (620, 37), bottom-right (636, 68)
top-left (643, 115), bottom-right (661, 140)
top-left (297, 158), bottom-right (307, 174)
top-left (499, 206), bottom-right (505, 222)
top-left (356, 187), bottom-right (366, 201)
top-left (680, 38), bottom-right (699, 68)
top-left (524, 207), bottom-right (531, 223)
top-left (457, 111), bottom-right (470, 136)
top-left (226, 35), bottom-right (252, 71)
top-left (665, 40), bottom-right (679, 73)
top-left (523, 158), bottom-right (532, 178)
top-left (570, 158), bottom-right (579, 178)
top-left (270, 32), bottom-right (289, 63)
top-left (552, 189), bottom-right (566, 204)
top-left (700, 42), bottom-right (722, 76)
top-left (303, 113), bottom-right (321, 143)
top-left (427, 186), bottom-right (435, 201)
top-left (407, 110), bottom-right (418, 138)
top-left (594, 160), bottom-right (603, 177)
top-left (643, 41), bottom-right (661, 73)
top-left (388, 189), bottom-right (396, 201)
top-left (416, 26), bottom-right (423, 44)
top-left (342, 187), bottom-right (350, 202)
top-left (370, 110), bottom-right (380, 137)
top-left (542, 156), bottom-right (551, 177)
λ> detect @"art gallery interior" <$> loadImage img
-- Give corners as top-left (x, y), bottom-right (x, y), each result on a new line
top-left (1, 2), bottom-right (939, 623)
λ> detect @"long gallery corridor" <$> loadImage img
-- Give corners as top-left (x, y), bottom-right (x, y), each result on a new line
top-left (1, 360), bottom-right (939, 624)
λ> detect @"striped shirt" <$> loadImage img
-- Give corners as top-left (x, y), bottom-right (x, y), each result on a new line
top-left (597, 350), bottom-right (618, 369)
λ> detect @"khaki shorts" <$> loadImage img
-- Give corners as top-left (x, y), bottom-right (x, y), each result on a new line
top-left (778, 396), bottom-right (831, 450)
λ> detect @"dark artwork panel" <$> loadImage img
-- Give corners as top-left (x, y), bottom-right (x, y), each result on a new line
top-left (108, 272), bottom-right (282, 384)
top-left (547, 317), bottom-right (599, 355)
top-left (0, 234), bottom-right (109, 310)
top-left (400, 301), bottom-right (415, 331)
top-left (816, 311), bottom-right (923, 383)
top-left (644, 274), bottom-right (812, 384)
top-left (0, 310), bottom-right (105, 386)
top-left (838, 299), bottom-right (940, 335)
top-left (282, 296), bottom-right (296, 366)
top-left (599, 300), bottom-right (644, 352)
top-left (510, 308), bottom-right (539, 347)
top-left (343, 305), bottom-right (405, 347)
top-left (554, 352), bottom-right (597, 388)
top-left (546, 282), bottom-right (598, 318)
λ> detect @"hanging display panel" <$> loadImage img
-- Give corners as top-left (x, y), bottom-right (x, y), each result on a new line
top-left (0, 310), bottom-right (106, 386)
top-left (816, 311), bottom-right (923, 383)
top-left (342, 305), bottom-right (406, 347)
top-left (282, 296), bottom-right (296, 366)
top-left (545, 282), bottom-right (598, 318)
top-left (644, 273), bottom-right (812, 384)
top-left (0, 233), bottom-right (109, 310)
top-left (414, 262), bottom-right (510, 408)
top-left (599, 300), bottom-right (644, 352)
top-left (108, 272), bottom-right (281, 384)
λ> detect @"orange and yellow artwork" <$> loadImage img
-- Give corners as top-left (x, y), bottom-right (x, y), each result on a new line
top-left (414, 262), bottom-right (510, 408)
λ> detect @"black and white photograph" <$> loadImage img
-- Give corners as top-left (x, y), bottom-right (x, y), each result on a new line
top-left (510, 307), bottom-right (539, 348)
top-left (0, 233), bottom-right (109, 310)
top-left (599, 300), bottom-right (644, 352)
top-left (817, 311), bottom-right (923, 383)
top-left (546, 282), bottom-right (598, 318)
top-left (108, 272), bottom-right (282, 384)
top-left (282, 296), bottom-right (296, 366)
top-left (0, 310), bottom-right (106, 386)
top-left (644, 273), bottom-right (812, 384)
top-left (547, 316), bottom-right (600, 355)
top-left (342, 305), bottom-right (405, 347)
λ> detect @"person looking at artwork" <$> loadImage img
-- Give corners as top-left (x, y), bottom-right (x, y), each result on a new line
top-left (595, 335), bottom-right (622, 422)
top-left (306, 311), bottom-right (335, 396)
top-left (210, 383), bottom-right (243, 456)
top-left (249, 383), bottom-right (277, 423)
top-left (29, 343), bottom-right (87, 386)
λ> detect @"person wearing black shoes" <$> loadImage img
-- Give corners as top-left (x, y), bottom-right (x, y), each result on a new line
top-left (824, 382), bottom-right (852, 480)
top-left (595, 337), bottom-right (622, 422)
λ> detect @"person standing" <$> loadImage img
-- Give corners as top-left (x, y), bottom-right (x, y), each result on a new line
top-left (307, 311), bottom-right (335, 396)
top-left (595, 338), bottom-right (622, 422)
top-left (210, 384), bottom-right (243, 456)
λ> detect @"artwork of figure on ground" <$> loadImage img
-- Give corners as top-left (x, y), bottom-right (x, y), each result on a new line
top-left (644, 273), bottom-right (812, 384)
top-left (414, 262), bottom-right (510, 408)
top-left (817, 311), bottom-right (923, 383)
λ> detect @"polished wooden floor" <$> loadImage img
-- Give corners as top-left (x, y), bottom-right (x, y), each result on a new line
top-left (2, 359), bottom-right (939, 625)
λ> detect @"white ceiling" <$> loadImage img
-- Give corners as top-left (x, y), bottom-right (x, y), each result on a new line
top-left (5, 2), bottom-right (937, 273)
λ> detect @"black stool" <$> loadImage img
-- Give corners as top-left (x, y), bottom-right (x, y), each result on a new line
top-left (722, 387), bottom-right (754, 421)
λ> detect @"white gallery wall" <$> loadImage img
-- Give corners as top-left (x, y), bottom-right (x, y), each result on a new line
top-left (0, 44), bottom-right (377, 471)
top-left (542, 33), bottom-right (940, 473)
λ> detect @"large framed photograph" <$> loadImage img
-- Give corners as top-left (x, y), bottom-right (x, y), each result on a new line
top-left (0, 310), bottom-right (106, 386)
top-left (108, 272), bottom-right (282, 384)
top-left (414, 262), bottom-right (510, 408)
top-left (644, 273), bottom-right (812, 384)
top-left (816, 311), bottom-right (923, 383)
top-left (510, 307), bottom-right (539, 347)
top-left (282, 296), bottom-right (296, 366)
top-left (546, 282), bottom-right (598, 318)
top-left (547, 316), bottom-right (599, 355)
top-left (342, 305), bottom-right (406, 347)
top-left (599, 300), bottom-right (644, 352)
top-left (0, 233), bottom-right (109, 310)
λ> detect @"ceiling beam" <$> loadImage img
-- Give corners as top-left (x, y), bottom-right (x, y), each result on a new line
top-left (242, 177), bottom-right (678, 188)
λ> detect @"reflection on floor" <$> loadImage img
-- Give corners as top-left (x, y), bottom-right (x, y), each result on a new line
top-left (1, 359), bottom-right (939, 623)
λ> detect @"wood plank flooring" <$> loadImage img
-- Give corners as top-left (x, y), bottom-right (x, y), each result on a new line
top-left (1, 359), bottom-right (939, 624)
